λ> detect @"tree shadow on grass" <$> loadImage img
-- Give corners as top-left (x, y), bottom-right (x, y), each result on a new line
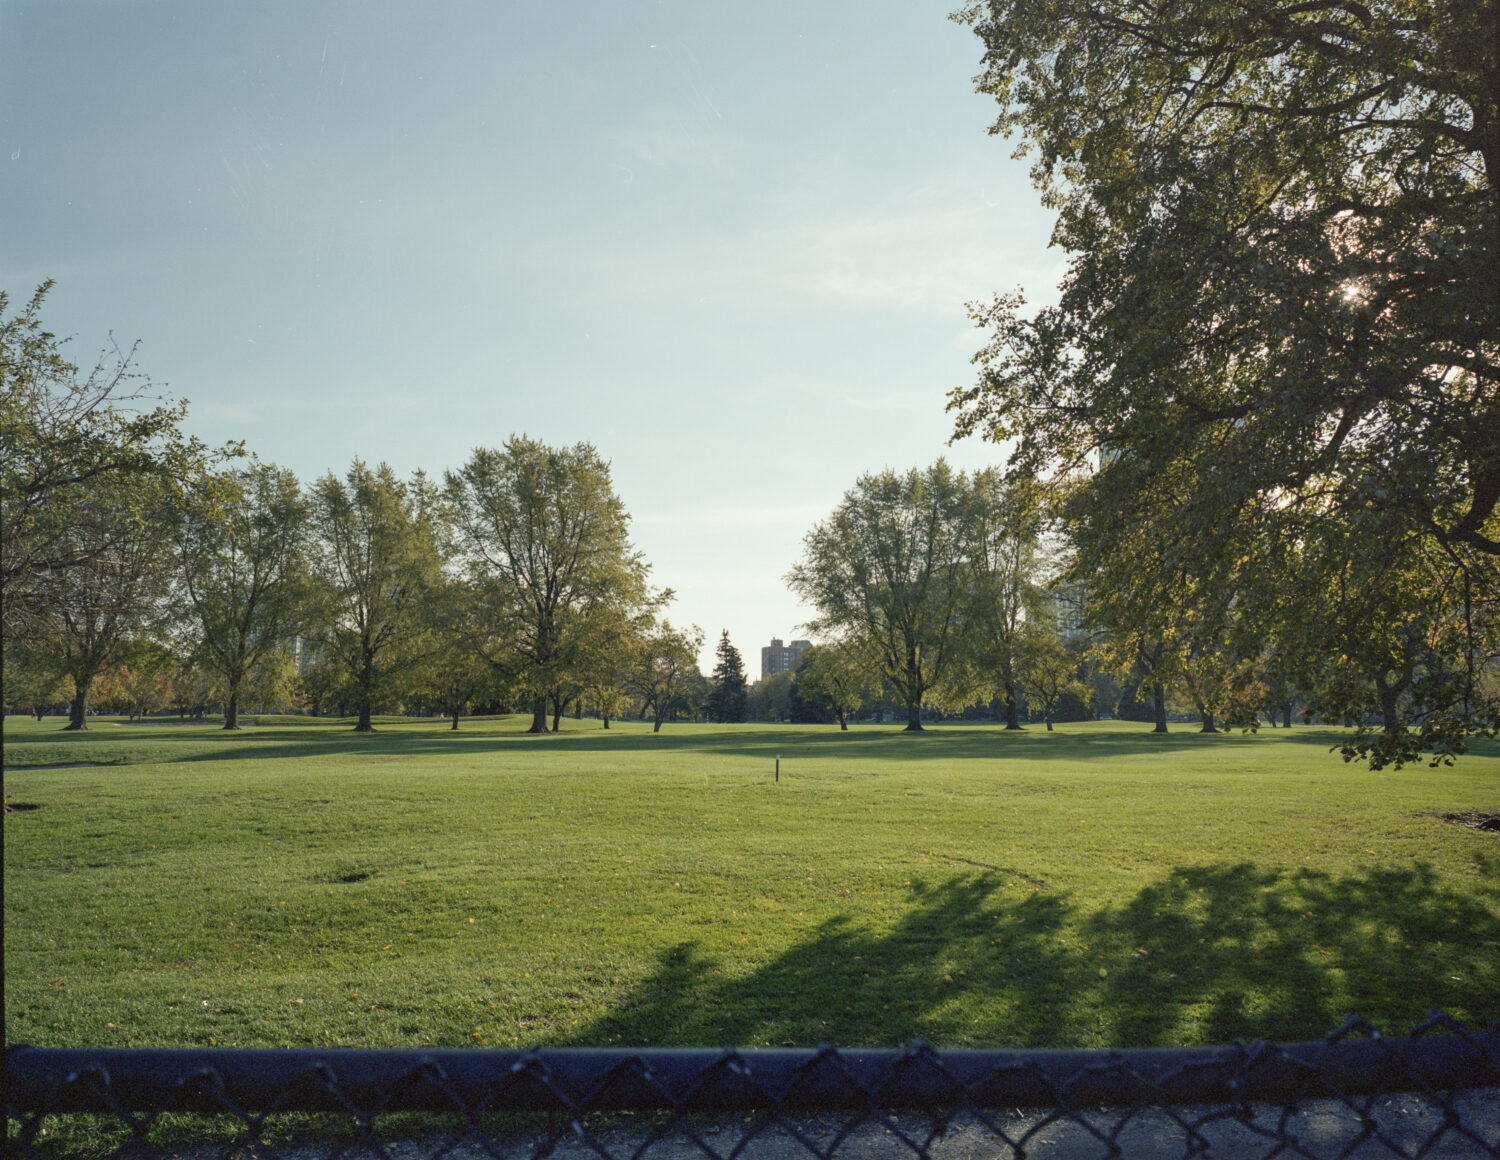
top-left (5, 721), bottom-right (1376, 770)
top-left (569, 862), bottom-right (1500, 1050)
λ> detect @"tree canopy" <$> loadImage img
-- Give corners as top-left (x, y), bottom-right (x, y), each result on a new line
top-left (949, 0), bottom-right (1498, 765)
top-left (176, 463), bottom-right (310, 730)
top-left (788, 462), bottom-right (975, 731)
top-left (307, 461), bottom-right (446, 731)
top-left (446, 437), bottom-right (654, 733)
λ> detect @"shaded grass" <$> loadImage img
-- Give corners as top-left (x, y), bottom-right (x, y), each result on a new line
top-left (4, 715), bottom-right (1497, 1053)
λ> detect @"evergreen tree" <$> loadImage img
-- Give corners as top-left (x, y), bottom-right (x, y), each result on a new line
top-left (706, 629), bottom-right (748, 723)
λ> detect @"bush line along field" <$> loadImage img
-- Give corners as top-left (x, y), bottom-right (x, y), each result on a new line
top-left (4, 715), bottom-right (1497, 1052)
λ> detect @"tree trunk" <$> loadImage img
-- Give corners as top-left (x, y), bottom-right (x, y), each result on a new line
top-left (1045, 713), bottom-right (1054, 731)
top-left (550, 694), bottom-right (565, 733)
top-left (66, 674), bottom-right (93, 730)
top-left (1004, 679), bottom-right (1023, 729)
top-left (1200, 712), bottom-right (1218, 733)
top-left (1374, 673), bottom-right (1407, 728)
top-left (1283, 705), bottom-right (1292, 729)
top-left (903, 693), bottom-right (923, 731)
top-left (354, 650), bottom-right (376, 731)
top-left (602, 714), bottom-right (610, 729)
top-left (451, 707), bottom-right (461, 730)
top-left (1152, 681), bottom-right (1168, 733)
top-left (837, 707), bottom-right (848, 731)
top-left (652, 714), bottom-right (663, 733)
top-left (528, 695), bottom-right (548, 733)
top-left (224, 686), bottom-right (241, 731)
top-left (33, 705), bottom-right (45, 721)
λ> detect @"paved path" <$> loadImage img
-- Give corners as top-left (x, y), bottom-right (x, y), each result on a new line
top-left (211, 1090), bottom-right (1500, 1158)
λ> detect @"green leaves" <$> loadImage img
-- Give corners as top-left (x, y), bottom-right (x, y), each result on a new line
top-left (2, 282), bottom-right (235, 646)
top-left (308, 461), bottom-right (447, 730)
top-left (445, 438), bottom-right (655, 731)
top-left (950, 0), bottom-right (1498, 762)
top-left (177, 463), bottom-right (311, 729)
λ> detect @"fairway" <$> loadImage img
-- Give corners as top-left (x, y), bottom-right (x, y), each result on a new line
top-left (4, 716), bottom-right (1497, 1053)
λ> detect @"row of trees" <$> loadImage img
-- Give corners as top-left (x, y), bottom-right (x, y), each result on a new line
top-left (784, 452), bottom-right (1496, 746)
top-left (3, 287), bottom-right (712, 732)
top-left (943, 0), bottom-right (1498, 767)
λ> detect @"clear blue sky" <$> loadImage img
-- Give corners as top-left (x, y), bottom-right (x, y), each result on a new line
top-left (2, 0), bottom-right (1061, 674)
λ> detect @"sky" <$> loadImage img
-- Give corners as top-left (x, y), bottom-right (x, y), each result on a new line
top-left (1, 0), bottom-right (1064, 675)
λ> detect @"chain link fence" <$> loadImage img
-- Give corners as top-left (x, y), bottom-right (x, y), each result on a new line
top-left (7, 1015), bottom-right (1498, 1158)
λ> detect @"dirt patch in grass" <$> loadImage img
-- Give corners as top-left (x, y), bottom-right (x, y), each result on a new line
top-left (1442, 810), bottom-right (1500, 835)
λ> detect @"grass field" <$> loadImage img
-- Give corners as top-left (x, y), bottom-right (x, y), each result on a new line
top-left (4, 714), bottom-right (1497, 1052)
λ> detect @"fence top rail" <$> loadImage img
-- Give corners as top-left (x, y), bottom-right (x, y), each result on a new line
top-left (9, 1017), bottom-right (1499, 1116)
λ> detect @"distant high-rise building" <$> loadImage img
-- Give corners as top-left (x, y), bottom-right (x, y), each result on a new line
top-left (760, 637), bottom-right (811, 680)
top-left (1052, 582), bottom-right (1089, 641)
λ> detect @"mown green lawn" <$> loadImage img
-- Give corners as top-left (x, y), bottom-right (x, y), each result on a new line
top-left (4, 714), bottom-right (1497, 1051)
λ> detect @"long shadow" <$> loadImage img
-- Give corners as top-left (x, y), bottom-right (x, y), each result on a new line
top-left (4, 721), bottom-right (1375, 770)
top-left (566, 863), bottom-right (1500, 1049)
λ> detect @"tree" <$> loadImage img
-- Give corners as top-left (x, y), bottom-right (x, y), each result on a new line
top-left (706, 630), bottom-right (749, 723)
top-left (4, 637), bottom-right (71, 718)
top-left (307, 460), bottom-right (445, 731)
top-left (794, 639), bottom-right (878, 730)
top-left (36, 490), bottom-right (177, 728)
top-left (627, 621), bottom-right (704, 732)
top-left (949, 0), bottom-right (1499, 765)
top-left (417, 578), bottom-right (502, 730)
top-left (788, 462), bottom-right (973, 731)
top-left (105, 636), bottom-right (179, 720)
top-left (575, 606), bottom-right (650, 729)
top-left (747, 672), bottom-right (794, 722)
top-left (1015, 630), bottom-right (1092, 731)
top-left (294, 651), bottom-right (343, 719)
top-left (1, 282), bottom-right (229, 644)
top-left (176, 462), bottom-right (309, 730)
top-left (958, 470), bottom-right (1049, 729)
top-left (446, 438), bottom-right (654, 734)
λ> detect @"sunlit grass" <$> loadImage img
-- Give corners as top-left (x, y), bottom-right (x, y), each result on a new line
top-left (4, 714), bottom-right (1497, 1051)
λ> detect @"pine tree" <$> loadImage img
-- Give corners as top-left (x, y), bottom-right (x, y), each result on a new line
top-left (707, 629), bottom-right (748, 723)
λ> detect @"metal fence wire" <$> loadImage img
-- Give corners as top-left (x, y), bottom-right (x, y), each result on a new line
top-left (7, 1015), bottom-right (1499, 1159)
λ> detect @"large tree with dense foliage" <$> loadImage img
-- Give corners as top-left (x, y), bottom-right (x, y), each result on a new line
top-left (176, 462), bottom-right (309, 730)
top-left (446, 437), bottom-right (654, 734)
top-left (788, 462), bottom-right (974, 731)
top-left (949, 0), bottom-right (1498, 766)
top-left (307, 460), bottom-right (445, 731)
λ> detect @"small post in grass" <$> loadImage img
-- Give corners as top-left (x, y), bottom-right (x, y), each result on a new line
top-left (775, 755), bottom-right (780, 783)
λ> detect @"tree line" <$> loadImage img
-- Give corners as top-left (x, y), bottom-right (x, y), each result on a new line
top-left (2, 285), bottom-right (710, 732)
top-left (786, 455), bottom-right (1491, 742)
top-left (10, 0), bottom-right (1494, 764)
